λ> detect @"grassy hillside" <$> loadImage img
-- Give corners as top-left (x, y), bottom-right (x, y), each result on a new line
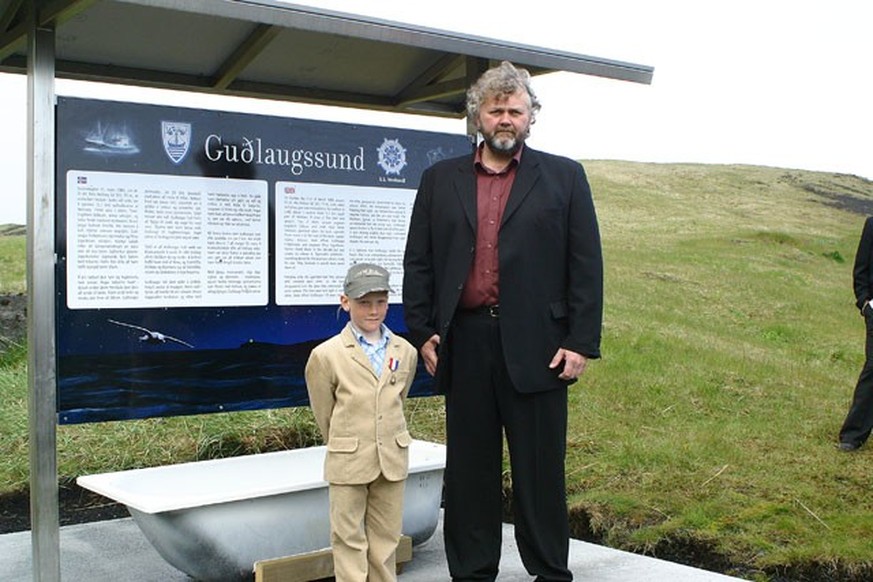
top-left (576, 162), bottom-right (873, 580)
top-left (0, 224), bottom-right (25, 236)
top-left (2, 162), bottom-right (873, 580)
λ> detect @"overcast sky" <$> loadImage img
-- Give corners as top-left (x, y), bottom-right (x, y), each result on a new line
top-left (1, 0), bottom-right (871, 225)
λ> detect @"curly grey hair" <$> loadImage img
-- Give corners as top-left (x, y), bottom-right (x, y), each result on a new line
top-left (466, 61), bottom-right (541, 124)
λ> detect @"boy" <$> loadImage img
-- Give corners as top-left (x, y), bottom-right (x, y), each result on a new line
top-left (305, 263), bottom-right (418, 582)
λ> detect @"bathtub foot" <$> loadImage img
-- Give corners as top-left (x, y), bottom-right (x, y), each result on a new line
top-left (254, 535), bottom-right (412, 582)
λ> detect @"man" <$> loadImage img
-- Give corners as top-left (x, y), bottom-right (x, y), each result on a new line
top-left (402, 61), bottom-right (603, 581)
top-left (838, 216), bottom-right (873, 452)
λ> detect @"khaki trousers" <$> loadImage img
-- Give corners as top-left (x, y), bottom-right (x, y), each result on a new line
top-left (329, 475), bottom-right (405, 582)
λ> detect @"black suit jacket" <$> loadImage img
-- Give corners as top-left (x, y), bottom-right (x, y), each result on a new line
top-left (403, 145), bottom-right (603, 394)
top-left (854, 216), bottom-right (873, 312)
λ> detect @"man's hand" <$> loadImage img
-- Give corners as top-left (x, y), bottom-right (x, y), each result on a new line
top-left (420, 334), bottom-right (440, 376)
top-left (549, 348), bottom-right (588, 381)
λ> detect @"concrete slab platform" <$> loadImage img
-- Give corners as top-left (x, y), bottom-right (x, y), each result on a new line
top-left (1, 513), bottom-right (748, 581)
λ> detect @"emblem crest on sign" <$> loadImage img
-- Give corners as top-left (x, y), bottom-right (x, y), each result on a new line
top-left (162, 121), bottom-right (191, 164)
top-left (376, 138), bottom-right (407, 176)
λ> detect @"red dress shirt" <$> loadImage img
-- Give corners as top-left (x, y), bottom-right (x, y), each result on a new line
top-left (458, 144), bottom-right (522, 309)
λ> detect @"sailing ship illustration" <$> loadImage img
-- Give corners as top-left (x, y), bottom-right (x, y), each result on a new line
top-left (83, 121), bottom-right (140, 155)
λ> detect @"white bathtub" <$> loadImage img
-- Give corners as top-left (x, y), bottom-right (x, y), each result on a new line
top-left (77, 439), bottom-right (446, 581)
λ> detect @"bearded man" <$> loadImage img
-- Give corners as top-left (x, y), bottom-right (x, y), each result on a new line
top-left (403, 61), bottom-right (603, 581)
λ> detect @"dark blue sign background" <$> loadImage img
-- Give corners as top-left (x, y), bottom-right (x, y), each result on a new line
top-left (55, 97), bottom-right (469, 424)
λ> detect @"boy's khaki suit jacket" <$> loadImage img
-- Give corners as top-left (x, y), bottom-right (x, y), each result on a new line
top-left (304, 322), bottom-right (418, 484)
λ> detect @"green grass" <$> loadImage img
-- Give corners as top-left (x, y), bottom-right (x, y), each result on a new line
top-left (570, 162), bottom-right (873, 578)
top-left (0, 232), bottom-right (25, 294)
top-left (3, 162), bottom-right (873, 579)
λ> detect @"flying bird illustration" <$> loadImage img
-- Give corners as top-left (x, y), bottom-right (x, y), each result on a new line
top-left (108, 319), bottom-right (194, 348)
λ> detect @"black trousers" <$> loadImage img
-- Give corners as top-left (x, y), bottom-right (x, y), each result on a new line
top-left (840, 311), bottom-right (873, 446)
top-left (443, 311), bottom-right (572, 582)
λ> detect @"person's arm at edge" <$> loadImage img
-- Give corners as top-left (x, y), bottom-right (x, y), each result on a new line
top-left (304, 349), bottom-right (335, 441)
top-left (403, 167), bottom-right (440, 374)
top-left (553, 161), bottom-right (603, 378)
top-left (853, 217), bottom-right (873, 313)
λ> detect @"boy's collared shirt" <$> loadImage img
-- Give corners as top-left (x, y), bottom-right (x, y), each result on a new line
top-left (350, 323), bottom-right (391, 376)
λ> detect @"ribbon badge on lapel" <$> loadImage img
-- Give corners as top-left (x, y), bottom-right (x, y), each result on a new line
top-left (388, 357), bottom-right (400, 383)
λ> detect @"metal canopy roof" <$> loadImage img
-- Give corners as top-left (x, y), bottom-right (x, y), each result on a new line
top-left (0, 0), bottom-right (653, 118)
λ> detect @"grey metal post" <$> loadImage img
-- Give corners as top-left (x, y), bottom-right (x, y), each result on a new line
top-left (27, 15), bottom-right (59, 582)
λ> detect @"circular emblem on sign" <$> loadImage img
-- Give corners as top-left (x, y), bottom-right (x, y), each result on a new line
top-left (376, 138), bottom-right (407, 176)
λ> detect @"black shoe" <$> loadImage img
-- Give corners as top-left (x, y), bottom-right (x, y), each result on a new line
top-left (837, 442), bottom-right (861, 452)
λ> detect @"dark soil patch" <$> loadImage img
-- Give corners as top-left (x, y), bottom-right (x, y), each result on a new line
top-left (564, 509), bottom-right (873, 582)
top-left (0, 293), bottom-right (26, 353)
top-left (779, 171), bottom-right (873, 216)
top-left (0, 481), bottom-right (130, 535)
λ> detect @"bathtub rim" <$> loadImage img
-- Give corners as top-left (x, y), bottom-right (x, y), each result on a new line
top-left (77, 439), bottom-right (446, 514)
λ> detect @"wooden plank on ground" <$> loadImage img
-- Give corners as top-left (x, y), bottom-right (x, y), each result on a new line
top-left (255, 535), bottom-right (413, 582)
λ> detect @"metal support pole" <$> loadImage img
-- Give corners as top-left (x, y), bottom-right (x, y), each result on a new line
top-left (27, 14), bottom-right (59, 582)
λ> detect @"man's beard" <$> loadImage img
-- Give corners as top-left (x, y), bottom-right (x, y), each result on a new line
top-left (485, 131), bottom-right (523, 155)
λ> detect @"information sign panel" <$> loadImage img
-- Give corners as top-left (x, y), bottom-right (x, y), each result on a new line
top-left (55, 97), bottom-right (469, 423)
